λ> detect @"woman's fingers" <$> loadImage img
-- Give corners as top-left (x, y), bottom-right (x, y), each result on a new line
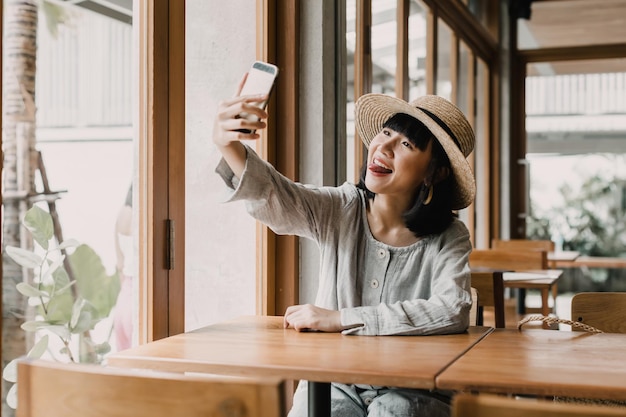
top-left (283, 305), bottom-right (342, 332)
top-left (213, 95), bottom-right (269, 146)
top-left (220, 93), bottom-right (268, 110)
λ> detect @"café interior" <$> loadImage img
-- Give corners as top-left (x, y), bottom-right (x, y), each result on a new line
top-left (4, 1), bottom-right (626, 416)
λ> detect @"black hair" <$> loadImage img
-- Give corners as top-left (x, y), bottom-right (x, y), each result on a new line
top-left (356, 113), bottom-right (456, 237)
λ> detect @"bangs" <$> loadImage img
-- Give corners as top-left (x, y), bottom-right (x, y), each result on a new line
top-left (383, 113), bottom-right (433, 150)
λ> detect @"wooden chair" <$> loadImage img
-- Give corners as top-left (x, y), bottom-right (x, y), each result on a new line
top-left (17, 359), bottom-right (284, 417)
top-left (469, 249), bottom-right (549, 271)
top-left (491, 238), bottom-right (555, 253)
top-left (470, 249), bottom-right (552, 322)
top-left (492, 239), bottom-right (557, 269)
top-left (571, 292), bottom-right (626, 333)
top-left (452, 393), bottom-right (626, 417)
top-left (471, 271), bottom-right (506, 328)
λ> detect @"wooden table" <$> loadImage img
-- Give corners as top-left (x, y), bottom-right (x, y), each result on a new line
top-left (552, 255), bottom-right (626, 269)
top-left (548, 250), bottom-right (581, 268)
top-left (503, 269), bottom-right (563, 319)
top-left (436, 328), bottom-right (626, 401)
top-left (108, 316), bottom-right (493, 417)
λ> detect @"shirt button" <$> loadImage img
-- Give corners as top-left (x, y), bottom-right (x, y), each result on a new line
top-left (364, 397), bottom-right (373, 405)
top-left (370, 279), bottom-right (379, 289)
top-left (377, 248), bottom-right (386, 258)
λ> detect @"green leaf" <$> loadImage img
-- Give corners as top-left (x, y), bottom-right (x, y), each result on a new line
top-left (41, 255), bottom-right (65, 284)
top-left (59, 238), bottom-right (80, 250)
top-left (2, 359), bottom-right (18, 383)
top-left (23, 206), bottom-right (54, 250)
top-left (44, 291), bottom-right (73, 323)
top-left (28, 335), bottom-right (49, 359)
top-left (16, 282), bottom-right (48, 298)
top-left (55, 280), bottom-right (76, 295)
top-left (71, 310), bottom-right (94, 334)
top-left (43, 325), bottom-right (71, 340)
top-left (21, 321), bottom-right (44, 332)
top-left (70, 297), bottom-right (86, 329)
top-left (94, 341), bottom-right (112, 355)
top-left (5, 246), bottom-right (42, 269)
top-left (69, 244), bottom-right (121, 318)
top-left (52, 266), bottom-right (72, 292)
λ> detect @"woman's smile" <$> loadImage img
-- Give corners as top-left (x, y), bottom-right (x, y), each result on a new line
top-left (368, 158), bottom-right (392, 174)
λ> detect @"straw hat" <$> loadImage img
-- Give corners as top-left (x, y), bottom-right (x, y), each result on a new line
top-left (355, 93), bottom-right (476, 210)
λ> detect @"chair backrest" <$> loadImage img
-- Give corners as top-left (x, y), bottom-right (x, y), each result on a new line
top-left (469, 249), bottom-right (548, 271)
top-left (571, 292), bottom-right (626, 333)
top-left (452, 392), bottom-right (626, 417)
top-left (491, 238), bottom-right (555, 253)
top-left (471, 271), bottom-right (506, 328)
top-left (17, 359), bottom-right (284, 417)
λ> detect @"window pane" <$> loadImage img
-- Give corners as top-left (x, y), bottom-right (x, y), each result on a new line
top-left (184, 1), bottom-right (258, 332)
top-left (456, 41), bottom-right (472, 115)
top-left (436, 18), bottom-right (452, 100)
top-left (346, 0), bottom-right (357, 182)
top-left (371, 0), bottom-right (397, 94)
top-left (2, 3), bottom-right (137, 374)
top-left (454, 41), bottom-right (473, 228)
top-left (474, 58), bottom-right (489, 248)
top-left (526, 60), bottom-right (626, 257)
top-left (408, 0), bottom-right (427, 101)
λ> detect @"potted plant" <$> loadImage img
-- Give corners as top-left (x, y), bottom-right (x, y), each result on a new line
top-left (2, 205), bottom-right (120, 408)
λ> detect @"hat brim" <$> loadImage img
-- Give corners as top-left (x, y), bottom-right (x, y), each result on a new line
top-left (355, 94), bottom-right (476, 210)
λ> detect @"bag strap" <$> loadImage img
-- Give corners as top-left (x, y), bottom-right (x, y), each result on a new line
top-left (517, 315), bottom-right (603, 333)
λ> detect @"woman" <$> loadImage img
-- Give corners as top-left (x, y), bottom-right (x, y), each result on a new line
top-left (212, 74), bottom-right (476, 417)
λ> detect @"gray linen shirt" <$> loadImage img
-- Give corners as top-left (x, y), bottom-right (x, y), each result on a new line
top-left (216, 145), bottom-right (472, 336)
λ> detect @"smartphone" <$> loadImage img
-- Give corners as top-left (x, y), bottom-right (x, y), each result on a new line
top-left (237, 61), bottom-right (279, 133)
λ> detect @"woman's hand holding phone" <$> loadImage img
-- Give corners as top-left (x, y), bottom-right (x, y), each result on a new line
top-left (236, 61), bottom-right (278, 133)
top-left (212, 61), bottom-right (278, 178)
top-left (212, 89), bottom-right (268, 147)
top-left (213, 61), bottom-right (278, 147)
top-left (212, 92), bottom-right (267, 178)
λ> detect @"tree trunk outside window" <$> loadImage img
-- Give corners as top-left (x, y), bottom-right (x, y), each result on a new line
top-left (2, 1), bottom-right (39, 415)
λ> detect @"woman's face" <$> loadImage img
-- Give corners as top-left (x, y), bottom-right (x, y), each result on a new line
top-left (364, 126), bottom-right (433, 199)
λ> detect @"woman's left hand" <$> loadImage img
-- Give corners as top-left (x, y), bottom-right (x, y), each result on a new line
top-left (283, 304), bottom-right (343, 332)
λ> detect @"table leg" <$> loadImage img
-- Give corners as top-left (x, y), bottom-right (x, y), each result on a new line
top-left (308, 381), bottom-right (331, 417)
top-left (541, 288), bottom-right (550, 329)
top-left (517, 288), bottom-right (527, 315)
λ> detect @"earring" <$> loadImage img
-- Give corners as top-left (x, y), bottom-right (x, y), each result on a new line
top-left (423, 184), bottom-right (434, 205)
